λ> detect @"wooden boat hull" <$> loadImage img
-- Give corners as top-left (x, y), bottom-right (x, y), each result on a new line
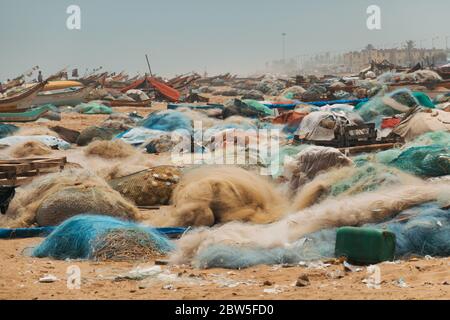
top-left (0, 82), bottom-right (46, 113)
top-left (32, 85), bottom-right (93, 106)
top-left (0, 105), bottom-right (50, 122)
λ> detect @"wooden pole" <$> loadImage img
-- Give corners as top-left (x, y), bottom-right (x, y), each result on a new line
top-left (145, 54), bottom-right (153, 77)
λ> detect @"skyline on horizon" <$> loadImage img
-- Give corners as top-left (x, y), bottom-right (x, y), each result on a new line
top-left (1, 0), bottom-right (449, 81)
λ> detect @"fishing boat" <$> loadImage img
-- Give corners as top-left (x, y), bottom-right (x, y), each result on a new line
top-left (0, 82), bottom-right (46, 112)
top-left (32, 84), bottom-right (94, 106)
top-left (0, 105), bottom-right (51, 122)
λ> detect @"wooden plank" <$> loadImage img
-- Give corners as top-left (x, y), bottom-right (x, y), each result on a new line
top-left (339, 143), bottom-right (398, 155)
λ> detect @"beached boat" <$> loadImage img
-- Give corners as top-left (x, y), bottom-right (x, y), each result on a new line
top-left (0, 82), bottom-right (46, 112)
top-left (0, 105), bottom-right (51, 122)
top-left (32, 84), bottom-right (94, 106)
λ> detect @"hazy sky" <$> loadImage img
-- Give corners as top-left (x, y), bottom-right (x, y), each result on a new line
top-left (0, 0), bottom-right (449, 81)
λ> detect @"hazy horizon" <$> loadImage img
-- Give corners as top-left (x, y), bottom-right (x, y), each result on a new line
top-left (1, 0), bottom-right (449, 81)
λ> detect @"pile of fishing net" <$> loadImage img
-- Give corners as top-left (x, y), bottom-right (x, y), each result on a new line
top-left (101, 113), bottom-right (139, 131)
top-left (75, 101), bottom-right (113, 114)
top-left (356, 132), bottom-right (450, 177)
top-left (300, 84), bottom-right (327, 101)
top-left (264, 144), bottom-right (310, 177)
top-left (10, 140), bottom-right (52, 158)
top-left (256, 78), bottom-right (285, 95)
top-left (0, 123), bottom-right (18, 139)
top-left (241, 89), bottom-right (265, 100)
top-left (193, 203), bottom-right (450, 269)
top-left (280, 86), bottom-right (306, 100)
top-left (222, 99), bottom-right (274, 119)
top-left (0, 169), bottom-right (140, 227)
top-left (356, 89), bottom-right (418, 124)
top-left (377, 70), bottom-right (442, 83)
top-left (32, 215), bottom-right (174, 261)
top-left (283, 146), bottom-right (353, 192)
top-left (166, 166), bottom-right (287, 227)
top-left (327, 163), bottom-right (420, 198)
top-left (388, 145), bottom-right (449, 177)
top-left (286, 163), bottom-right (421, 211)
top-left (140, 110), bottom-right (193, 134)
top-left (144, 131), bottom-right (191, 154)
top-left (84, 139), bottom-right (138, 159)
top-left (76, 126), bottom-right (118, 146)
top-left (108, 166), bottom-right (181, 206)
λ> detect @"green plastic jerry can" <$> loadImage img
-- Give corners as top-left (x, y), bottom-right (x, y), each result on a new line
top-left (335, 227), bottom-right (396, 265)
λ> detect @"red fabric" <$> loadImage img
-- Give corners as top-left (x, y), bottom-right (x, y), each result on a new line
top-left (381, 117), bottom-right (401, 129)
top-left (272, 111), bottom-right (308, 127)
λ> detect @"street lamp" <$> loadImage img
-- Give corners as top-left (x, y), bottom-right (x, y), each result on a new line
top-left (282, 33), bottom-right (287, 63)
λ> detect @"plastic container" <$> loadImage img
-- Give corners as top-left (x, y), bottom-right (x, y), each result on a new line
top-left (335, 227), bottom-right (395, 265)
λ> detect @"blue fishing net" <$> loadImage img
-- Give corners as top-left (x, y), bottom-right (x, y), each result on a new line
top-left (32, 215), bottom-right (174, 260)
top-left (388, 145), bottom-right (450, 177)
top-left (352, 132), bottom-right (450, 177)
top-left (195, 203), bottom-right (450, 269)
top-left (140, 110), bottom-right (193, 134)
top-left (357, 89), bottom-right (418, 125)
top-left (0, 123), bottom-right (19, 139)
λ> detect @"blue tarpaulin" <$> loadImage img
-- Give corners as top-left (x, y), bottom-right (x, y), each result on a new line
top-left (0, 226), bottom-right (187, 239)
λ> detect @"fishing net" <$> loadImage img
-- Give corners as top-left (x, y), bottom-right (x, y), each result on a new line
top-left (75, 102), bottom-right (113, 114)
top-left (384, 204), bottom-right (450, 257)
top-left (193, 203), bottom-right (450, 269)
top-left (388, 145), bottom-right (450, 177)
top-left (10, 140), bottom-right (52, 158)
top-left (108, 166), bottom-right (181, 206)
top-left (222, 99), bottom-right (274, 119)
top-left (284, 146), bottom-right (353, 191)
top-left (265, 144), bottom-right (310, 177)
top-left (328, 163), bottom-right (413, 197)
top-left (140, 110), bottom-right (193, 133)
top-left (76, 126), bottom-right (117, 146)
top-left (412, 92), bottom-right (435, 108)
top-left (0, 123), bottom-right (19, 139)
top-left (84, 139), bottom-right (138, 158)
top-left (357, 89), bottom-right (418, 124)
top-left (195, 229), bottom-right (336, 269)
top-left (32, 215), bottom-right (174, 260)
top-left (358, 132), bottom-right (450, 177)
top-left (1, 169), bottom-right (140, 227)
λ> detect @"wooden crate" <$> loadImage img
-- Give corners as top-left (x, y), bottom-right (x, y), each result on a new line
top-left (0, 157), bottom-right (67, 186)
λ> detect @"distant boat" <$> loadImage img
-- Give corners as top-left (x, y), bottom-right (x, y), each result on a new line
top-left (120, 77), bottom-right (180, 102)
top-left (32, 84), bottom-right (94, 107)
top-left (0, 82), bottom-right (46, 112)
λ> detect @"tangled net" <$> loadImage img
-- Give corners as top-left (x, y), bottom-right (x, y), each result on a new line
top-left (92, 228), bottom-right (165, 262)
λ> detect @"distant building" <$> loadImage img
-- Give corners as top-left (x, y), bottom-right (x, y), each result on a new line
top-left (342, 48), bottom-right (447, 73)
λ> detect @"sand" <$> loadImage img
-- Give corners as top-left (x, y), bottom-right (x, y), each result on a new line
top-left (1, 95), bottom-right (449, 300)
top-left (0, 238), bottom-right (449, 300)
